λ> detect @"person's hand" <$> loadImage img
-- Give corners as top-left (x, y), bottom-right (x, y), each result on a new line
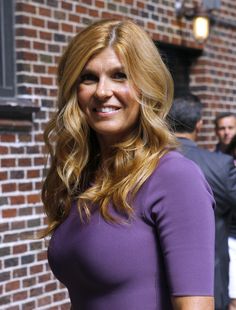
top-left (172, 296), bottom-right (214, 310)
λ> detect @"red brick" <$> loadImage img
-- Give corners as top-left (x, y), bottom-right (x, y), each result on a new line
top-left (0, 294), bottom-right (11, 306)
top-left (68, 14), bottom-right (81, 23)
top-left (30, 287), bottom-right (43, 297)
top-left (0, 146), bottom-right (8, 153)
top-left (18, 158), bottom-right (31, 166)
top-left (137, 1), bottom-right (145, 8)
top-left (34, 157), bottom-right (45, 165)
top-left (16, 3), bottom-right (36, 14)
top-left (38, 296), bottom-right (51, 307)
top-left (27, 194), bottom-right (41, 204)
top-left (0, 222), bottom-right (9, 232)
top-left (47, 21), bottom-right (59, 30)
top-left (13, 244), bottom-right (27, 254)
top-left (61, 23), bottom-right (73, 33)
top-left (5, 280), bottom-right (20, 292)
top-left (16, 28), bottom-right (37, 38)
top-left (10, 196), bottom-right (25, 205)
top-left (89, 9), bottom-right (99, 17)
top-left (16, 39), bottom-right (30, 48)
top-left (45, 282), bottom-right (57, 292)
top-left (11, 220), bottom-right (26, 230)
top-left (0, 134), bottom-right (16, 142)
top-left (53, 291), bottom-right (67, 302)
top-left (2, 183), bottom-right (17, 192)
top-left (34, 65), bottom-right (46, 73)
top-left (40, 77), bottom-right (53, 85)
top-left (31, 17), bottom-right (45, 27)
top-left (37, 252), bottom-right (48, 262)
top-left (39, 31), bottom-right (52, 41)
top-left (13, 267), bottom-right (27, 278)
top-left (19, 183), bottom-right (33, 191)
top-left (62, 1), bottom-right (73, 10)
top-left (147, 22), bottom-right (156, 30)
top-left (39, 7), bottom-right (51, 17)
top-left (101, 12), bottom-right (121, 19)
top-left (13, 291), bottom-right (28, 302)
top-left (95, 0), bottom-right (105, 8)
top-left (35, 182), bottom-right (42, 190)
top-left (30, 264), bottom-right (43, 274)
top-left (23, 277), bottom-right (36, 288)
top-left (33, 41), bottom-right (46, 51)
top-left (36, 206), bottom-right (44, 215)
top-left (48, 66), bottom-right (57, 74)
top-left (2, 209), bottom-right (17, 218)
top-left (27, 170), bottom-right (40, 178)
top-left (76, 5), bottom-right (87, 14)
top-left (1, 158), bottom-right (16, 167)
top-left (0, 171), bottom-right (7, 180)
top-left (16, 14), bottom-right (30, 24)
top-left (49, 88), bottom-right (58, 97)
top-left (22, 301), bottom-right (36, 309)
top-left (17, 51), bottom-right (36, 62)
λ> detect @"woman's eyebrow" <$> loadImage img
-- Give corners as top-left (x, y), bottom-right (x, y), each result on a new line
top-left (81, 65), bottom-right (125, 75)
top-left (107, 65), bottom-right (126, 73)
top-left (80, 68), bottom-right (95, 75)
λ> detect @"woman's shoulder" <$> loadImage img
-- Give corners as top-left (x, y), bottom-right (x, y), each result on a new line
top-left (156, 150), bottom-right (204, 179)
top-left (139, 150), bottom-right (208, 196)
top-left (142, 150), bottom-right (213, 200)
top-left (137, 150), bottom-right (214, 226)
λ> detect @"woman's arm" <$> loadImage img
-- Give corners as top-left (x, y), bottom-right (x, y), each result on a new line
top-left (172, 296), bottom-right (214, 310)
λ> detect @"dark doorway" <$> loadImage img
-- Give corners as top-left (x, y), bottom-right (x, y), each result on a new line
top-left (157, 43), bottom-right (202, 97)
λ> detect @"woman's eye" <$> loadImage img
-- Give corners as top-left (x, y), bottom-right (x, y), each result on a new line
top-left (113, 72), bottom-right (127, 80)
top-left (79, 74), bottom-right (97, 84)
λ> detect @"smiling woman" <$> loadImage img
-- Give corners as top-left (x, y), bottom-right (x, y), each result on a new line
top-left (42, 20), bottom-right (215, 310)
top-left (77, 47), bottom-right (140, 148)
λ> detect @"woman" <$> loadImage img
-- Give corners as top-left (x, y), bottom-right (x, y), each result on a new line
top-left (43, 20), bottom-right (215, 310)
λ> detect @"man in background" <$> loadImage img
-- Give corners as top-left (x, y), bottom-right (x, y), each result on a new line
top-left (215, 112), bottom-right (236, 310)
top-left (215, 112), bottom-right (236, 153)
top-left (168, 94), bottom-right (236, 310)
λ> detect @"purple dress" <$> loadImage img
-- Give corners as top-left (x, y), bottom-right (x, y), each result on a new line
top-left (48, 151), bottom-right (215, 310)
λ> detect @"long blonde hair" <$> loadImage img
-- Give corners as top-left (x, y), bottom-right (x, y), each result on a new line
top-left (42, 19), bottom-right (177, 235)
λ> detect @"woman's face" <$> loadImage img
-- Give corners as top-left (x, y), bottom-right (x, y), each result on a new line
top-left (77, 47), bottom-right (140, 147)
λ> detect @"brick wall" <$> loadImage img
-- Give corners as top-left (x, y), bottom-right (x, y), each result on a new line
top-left (189, 1), bottom-right (236, 147)
top-left (0, 0), bottom-right (236, 309)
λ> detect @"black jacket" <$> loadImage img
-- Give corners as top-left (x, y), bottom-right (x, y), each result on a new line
top-left (178, 137), bottom-right (236, 310)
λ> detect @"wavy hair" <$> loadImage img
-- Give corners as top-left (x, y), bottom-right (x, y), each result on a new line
top-left (42, 19), bottom-right (177, 235)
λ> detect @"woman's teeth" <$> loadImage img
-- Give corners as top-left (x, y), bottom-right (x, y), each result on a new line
top-left (96, 107), bottom-right (119, 113)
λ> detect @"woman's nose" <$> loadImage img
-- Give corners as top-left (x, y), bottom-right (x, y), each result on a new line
top-left (94, 78), bottom-right (113, 100)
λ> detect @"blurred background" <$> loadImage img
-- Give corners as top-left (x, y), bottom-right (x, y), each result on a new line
top-left (0, 0), bottom-right (235, 309)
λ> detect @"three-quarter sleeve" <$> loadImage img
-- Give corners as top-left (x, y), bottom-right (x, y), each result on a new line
top-left (143, 154), bottom-right (215, 296)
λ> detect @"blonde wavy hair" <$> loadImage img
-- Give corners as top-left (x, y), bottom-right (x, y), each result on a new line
top-left (42, 19), bottom-right (177, 235)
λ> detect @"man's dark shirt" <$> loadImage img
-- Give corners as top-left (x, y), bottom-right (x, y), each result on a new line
top-left (178, 137), bottom-right (236, 310)
top-left (215, 144), bottom-right (236, 239)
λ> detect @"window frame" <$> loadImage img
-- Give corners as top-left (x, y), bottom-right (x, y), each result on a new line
top-left (0, 0), bottom-right (15, 98)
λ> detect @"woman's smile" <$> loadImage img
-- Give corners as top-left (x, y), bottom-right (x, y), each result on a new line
top-left (93, 105), bottom-right (121, 115)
